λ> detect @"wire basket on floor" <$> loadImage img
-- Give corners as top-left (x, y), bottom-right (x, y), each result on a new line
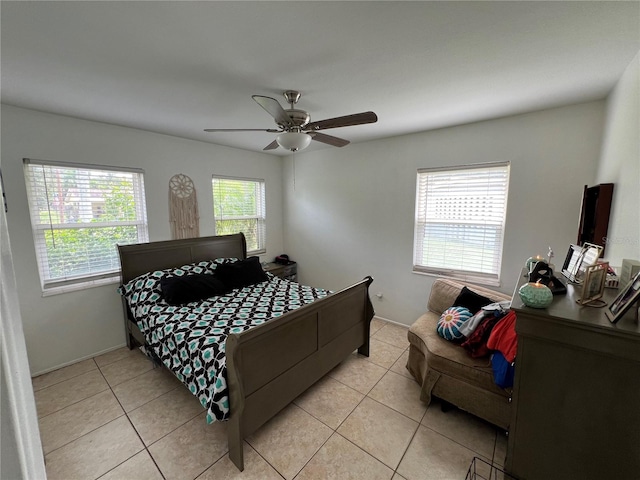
top-left (465, 456), bottom-right (518, 480)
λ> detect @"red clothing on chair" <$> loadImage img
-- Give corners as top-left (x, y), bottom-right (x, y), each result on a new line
top-left (487, 310), bottom-right (517, 362)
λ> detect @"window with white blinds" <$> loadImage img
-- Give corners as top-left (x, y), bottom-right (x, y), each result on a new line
top-left (413, 162), bottom-right (510, 286)
top-left (212, 176), bottom-right (266, 254)
top-left (23, 159), bottom-right (148, 294)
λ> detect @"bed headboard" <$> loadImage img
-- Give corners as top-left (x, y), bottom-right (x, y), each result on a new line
top-left (117, 233), bottom-right (247, 284)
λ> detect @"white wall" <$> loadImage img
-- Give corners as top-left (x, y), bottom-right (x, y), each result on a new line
top-left (1, 105), bottom-right (284, 374)
top-left (1, 97), bottom-right (614, 372)
top-left (596, 52), bottom-right (640, 265)
top-left (283, 101), bottom-right (606, 326)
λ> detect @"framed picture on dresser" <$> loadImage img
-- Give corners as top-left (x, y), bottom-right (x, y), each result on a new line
top-left (605, 271), bottom-right (640, 323)
top-left (577, 262), bottom-right (608, 306)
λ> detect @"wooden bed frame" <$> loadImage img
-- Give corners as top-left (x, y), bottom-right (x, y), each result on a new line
top-left (117, 233), bottom-right (374, 471)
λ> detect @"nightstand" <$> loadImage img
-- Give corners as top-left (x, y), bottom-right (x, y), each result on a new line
top-left (262, 262), bottom-right (297, 281)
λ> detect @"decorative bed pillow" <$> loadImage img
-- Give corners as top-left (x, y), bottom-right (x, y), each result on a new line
top-left (160, 273), bottom-right (228, 305)
top-left (119, 258), bottom-right (239, 308)
top-left (437, 306), bottom-right (473, 341)
top-left (452, 286), bottom-right (493, 314)
top-left (214, 256), bottom-right (269, 290)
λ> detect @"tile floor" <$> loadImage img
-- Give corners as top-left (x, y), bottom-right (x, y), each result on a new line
top-left (33, 319), bottom-right (508, 480)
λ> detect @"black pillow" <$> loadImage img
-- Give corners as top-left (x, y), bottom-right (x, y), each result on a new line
top-left (160, 274), bottom-right (228, 305)
top-left (452, 286), bottom-right (493, 314)
top-left (214, 256), bottom-right (269, 290)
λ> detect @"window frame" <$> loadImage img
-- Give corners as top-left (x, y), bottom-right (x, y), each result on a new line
top-left (412, 162), bottom-right (510, 287)
top-left (211, 175), bottom-right (266, 255)
top-left (23, 158), bottom-right (148, 295)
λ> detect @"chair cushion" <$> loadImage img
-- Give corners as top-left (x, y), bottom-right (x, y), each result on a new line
top-left (409, 312), bottom-right (509, 396)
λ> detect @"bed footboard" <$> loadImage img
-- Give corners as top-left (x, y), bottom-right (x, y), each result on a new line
top-left (225, 276), bottom-right (374, 471)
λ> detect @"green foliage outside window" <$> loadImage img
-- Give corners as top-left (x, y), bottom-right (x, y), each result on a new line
top-left (215, 219), bottom-right (259, 252)
top-left (42, 179), bottom-right (140, 279)
top-left (212, 177), bottom-right (265, 254)
top-left (44, 226), bottom-right (139, 279)
top-left (25, 161), bottom-right (147, 285)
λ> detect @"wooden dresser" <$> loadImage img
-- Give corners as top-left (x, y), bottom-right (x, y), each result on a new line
top-left (506, 270), bottom-right (640, 480)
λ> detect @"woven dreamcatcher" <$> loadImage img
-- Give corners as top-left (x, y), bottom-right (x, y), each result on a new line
top-left (169, 173), bottom-right (200, 239)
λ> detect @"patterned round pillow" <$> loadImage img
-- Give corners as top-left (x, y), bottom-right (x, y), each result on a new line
top-left (437, 306), bottom-right (472, 341)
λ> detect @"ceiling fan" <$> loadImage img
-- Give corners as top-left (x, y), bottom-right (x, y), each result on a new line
top-left (204, 90), bottom-right (378, 152)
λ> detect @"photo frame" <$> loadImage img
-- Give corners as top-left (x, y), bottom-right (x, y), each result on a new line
top-left (605, 270), bottom-right (640, 324)
top-left (561, 243), bottom-right (604, 283)
top-left (577, 262), bottom-right (608, 306)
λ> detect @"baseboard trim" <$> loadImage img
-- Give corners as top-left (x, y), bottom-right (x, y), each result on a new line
top-left (31, 343), bottom-right (127, 377)
top-left (373, 315), bottom-right (409, 328)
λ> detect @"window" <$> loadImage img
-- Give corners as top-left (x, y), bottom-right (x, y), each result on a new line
top-left (413, 162), bottom-right (510, 286)
top-left (24, 159), bottom-right (148, 294)
top-left (212, 176), bottom-right (266, 254)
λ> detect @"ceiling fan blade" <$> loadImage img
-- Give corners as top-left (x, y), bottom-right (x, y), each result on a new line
top-left (252, 95), bottom-right (292, 126)
top-left (305, 111), bottom-right (378, 131)
top-left (204, 128), bottom-right (279, 132)
top-left (263, 139), bottom-right (279, 151)
top-left (309, 132), bottom-right (350, 147)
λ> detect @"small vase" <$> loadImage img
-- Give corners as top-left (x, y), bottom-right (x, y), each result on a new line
top-left (519, 282), bottom-right (553, 308)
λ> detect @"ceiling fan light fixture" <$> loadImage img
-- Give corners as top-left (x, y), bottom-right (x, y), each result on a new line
top-left (276, 132), bottom-right (312, 152)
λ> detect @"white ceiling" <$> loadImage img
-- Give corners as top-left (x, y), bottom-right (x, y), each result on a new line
top-left (2, 1), bottom-right (639, 156)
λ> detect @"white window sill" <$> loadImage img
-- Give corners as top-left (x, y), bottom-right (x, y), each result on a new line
top-left (41, 275), bottom-right (120, 297)
top-left (412, 268), bottom-right (501, 288)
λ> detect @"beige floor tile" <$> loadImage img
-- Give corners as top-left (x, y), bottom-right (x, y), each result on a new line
top-left (32, 358), bottom-right (98, 391)
top-left (99, 350), bottom-right (155, 387)
top-left (365, 338), bottom-right (406, 369)
top-left (392, 474), bottom-right (409, 480)
top-left (371, 323), bottom-right (410, 349)
top-left (100, 450), bottom-right (164, 480)
top-left (296, 432), bottom-right (394, 480)
top-left (198, 442), bottom-right (282, 480)
top-left (94, 346), bottom-right (143, 368)
top-left (370, 318), bottom-right (386, 336)
top-left (294, 375), bottom-right (364, 429)
top-left (328, 354), bottom-right (386, 395)
top-left (112, 366), bottom-right (181, 412)
top-left (368, 371), bottom-right (427, 422)
top-left (389, 349), bottom-right (413, 380)
top-left (128, 386), bottom-right (204, 445)
top-left (35, 369), bottom-right (109, 418)
top-left (337, 397), bottom-right (418, 469)
top-left (44, 416), bottom-right (144, 480)
top-left (397, 425), bottom-right (491, 480)
top-left (39, 390), bottom-right (124, 454)
top-left (421, 399), bottom-right (496, 460)
top-left (247, 403), bottom-right (332, 480)
top-left (149, 412), bottom-right (228, 480)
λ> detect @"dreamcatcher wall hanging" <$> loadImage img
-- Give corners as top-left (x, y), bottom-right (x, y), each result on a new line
top-left (169, 173), bottom-right (200, 239)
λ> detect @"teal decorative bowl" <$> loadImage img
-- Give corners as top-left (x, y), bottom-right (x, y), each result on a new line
top-left (519, 282), bottom-right (553, 308)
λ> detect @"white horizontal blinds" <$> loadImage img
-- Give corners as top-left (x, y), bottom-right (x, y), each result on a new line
top-left (414, 163), bottom-right (510, 284)
top-left (212, 176), bottom-right (266, 254)
top-left (23, 159), bottom-right (148, 290)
